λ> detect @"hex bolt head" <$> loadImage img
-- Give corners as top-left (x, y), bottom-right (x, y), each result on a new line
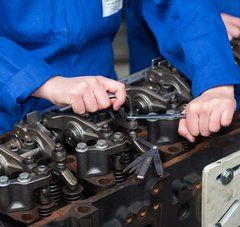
top-left (76, 143), bottom-right (88, 153)
top-left (113, 132), bottom-right (124, 141)
top-left (0, 176), bottom-right (10, 186)
top-left (37, 165), bottom-right (48, 175)
top-left (55, 143), bottom-right (64, 152)
top-left (95, 139), bottom-right (108, 149)
top-left (18, 172), bottom-right (31, 183)
top-left (220, 168), bottom-right (234, 185)
top-left (129, 131), bottom-right (137, 139)
top-left (101, 124), bottom-right (111, 133)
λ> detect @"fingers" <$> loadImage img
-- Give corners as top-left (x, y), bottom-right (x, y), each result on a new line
top-left (222, 13), bottom-right (240, 28)
top-left (97, 76), bottom-right (126, 110)
top-left (82, 89), bottom-right (99, 113)
top-left (72, 98), bottom-right (86, 115)
top-left (199, 105), bottom-right (211, 137)
top-left (209, 109), bottom-right (222, 133)
top-left (221, 100), bottom-right (236, 127)
top-left (178, 111), bottom-right (195, 142)
top-left (87, 78), bottom-right (111, 110)
top-left (221, 13), bottom-right (240, 40)
top-left (186, 103), bottom-right (200, 137)
top-left (226, 23), bottom-right (240, 39)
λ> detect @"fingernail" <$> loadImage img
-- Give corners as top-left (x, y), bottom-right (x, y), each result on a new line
top-left (186, 134), bottom-right (194, 143)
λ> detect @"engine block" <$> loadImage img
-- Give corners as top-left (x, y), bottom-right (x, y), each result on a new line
top-left (0, 55), bottom-right (240, 227)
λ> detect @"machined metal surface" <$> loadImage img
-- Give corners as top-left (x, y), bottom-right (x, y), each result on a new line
top-left (0, 53), bottom-right (239, 227)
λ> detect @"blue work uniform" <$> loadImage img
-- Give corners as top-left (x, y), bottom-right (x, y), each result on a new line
top-left (0, 1), bottom-right (121, 133)
top-left (126, 0), bottom-right (240, 102)
top-left (0, 0), bottom-right (240, 134)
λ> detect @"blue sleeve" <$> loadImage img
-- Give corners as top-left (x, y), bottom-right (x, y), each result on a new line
top-left (141, 0), bottom-right (240, 97)
top-left (215, 0), bottom-right (240, 17)
top-left (125, 0), bottom-right (160, 73)
top-left (0, 36), bottom-right (58, 116)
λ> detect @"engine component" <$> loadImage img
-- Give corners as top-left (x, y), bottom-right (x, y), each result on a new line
top-left (0, 54), bottom-right (239, 227)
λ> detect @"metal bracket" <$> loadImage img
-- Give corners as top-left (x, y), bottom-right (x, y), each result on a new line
top-left (202, 149), bottom-right (240, 227)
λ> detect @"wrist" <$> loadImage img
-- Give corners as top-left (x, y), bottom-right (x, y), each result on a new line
top-left (203, 85), bottom-right (234, 97)
top-left (32, 75), bottom-right (63, 101)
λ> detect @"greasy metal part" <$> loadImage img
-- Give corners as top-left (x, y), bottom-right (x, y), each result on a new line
top-left (126, 113), bottom-right (186, 120)
top-left (1, 55), bottom-right (240, 226)
top-left (0, 173), bottom-right (51, 213)
top-left (76, 136), bottom-right (126, 178)
top-left (41, 113), bottom-right (106, 147)
top-left (124, 138), bottom-right (163, 179)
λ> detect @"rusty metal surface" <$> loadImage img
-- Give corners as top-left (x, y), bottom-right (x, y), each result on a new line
top-left (25, 119), bottom-right (240, 227)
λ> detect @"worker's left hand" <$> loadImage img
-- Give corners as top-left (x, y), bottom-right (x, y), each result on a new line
top-left (178, 85), bottom-right (236, 142)
top-left (221, 13), bottom-right (240, 41)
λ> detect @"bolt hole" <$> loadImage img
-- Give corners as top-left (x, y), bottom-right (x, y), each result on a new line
top-left (152, 184), bottom-right (161, 195)
top-left (22, 214), bottom-right (33, 221)
top-left (125, 214), bottom-right (134, 224)
top-left (153, 203), bottom-right (160, 210)
top-left (139, 207), bottom-right (148, 218)
top-left (66, 157), bottom-right (74, 164)
top-left (168, 146), bottom-right (180, 153)
top-left (77, 205), bottom-right (91, 213)
top-left (98, 178), bottom-right (114, 185)
top-left (177, 203), bottom-right (190, 220)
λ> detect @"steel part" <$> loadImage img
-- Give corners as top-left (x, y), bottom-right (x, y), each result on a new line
top-left (76, 136), bottom-right (126, 178)
top-left (126, 113), bottom-right (186, 120)
top-left (202, 147), bottom-right (240, 227)
top-left (0, 176), bottom-right (10, 186)
top-left (0, 173), bottom-right (51, 213)
top-left (49, 175), bottom-right (63, 205)
top-left (62, 184), bottom-right (84, 204)
top-left (18, 172), bottom-right (31, 183)
top-left (3, 56), bottom-right (240, 226)
top-left (220, 168), bottom-right (234, 185)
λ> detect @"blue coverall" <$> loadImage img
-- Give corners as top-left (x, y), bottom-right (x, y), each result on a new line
top-left (0, 0), bottom-right (239, 133)
top-left (126, 0), bottom-right (240, 101)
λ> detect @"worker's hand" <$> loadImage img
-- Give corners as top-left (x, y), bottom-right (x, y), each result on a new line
top-left (178, 86), bottom-right (236, 142)
top-left (221, 13), bottom-right (240, 41)
top-left (32, 76), bottom-right (126, 114)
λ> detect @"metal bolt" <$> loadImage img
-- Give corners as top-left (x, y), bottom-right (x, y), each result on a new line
top-left (24, 136), bottom-right (34, 145)
top-left (55, 143), bottom-right (64, 152)
top-left (101, 124), bottom-right (111, 133)
top-left (76, 143), bottom-right (88, 153)
top-left (113, 132), bottom-right (124, 141)
top-left (220, 168), bottom-right (234, 185)
top-left (166, 109), bottom-right (176, 115)
top-left (95, 139), bottom-right (108, 149)
top-left (37, 165), bottom-right (48, 175)
top-left (25, 156), bottom-right (35, 165)
top-left (18, 172), bottom-right (31, 183)
top-left (57, 162), bottom-right (65, 170)
top-left (0, 176), bottom-right (10, 186)
top-left (129, 131), bottom-right (137, 139)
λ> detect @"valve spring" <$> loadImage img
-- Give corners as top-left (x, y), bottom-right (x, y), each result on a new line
top-left (49, 177), bottom-right (63, 206)
top-left (114, 149), bottom-right (134, 184)
top-left (38, 202), bottom-right (55, 218)
top-left (63, 184), bottom-right (84, 204)
top-left (114, 170), bottom-right (128, 184)
top-left (124, 148), bottom-right (134, 165)
top-left (181, 138), bottom-right (195, 151)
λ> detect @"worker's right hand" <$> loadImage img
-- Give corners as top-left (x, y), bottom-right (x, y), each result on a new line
top-left (178, 85), bottom-right (236, 142)
top-left (32, 76), bottom-right (126, 115)
top-left (221, 13), bottom-right (240, 41)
